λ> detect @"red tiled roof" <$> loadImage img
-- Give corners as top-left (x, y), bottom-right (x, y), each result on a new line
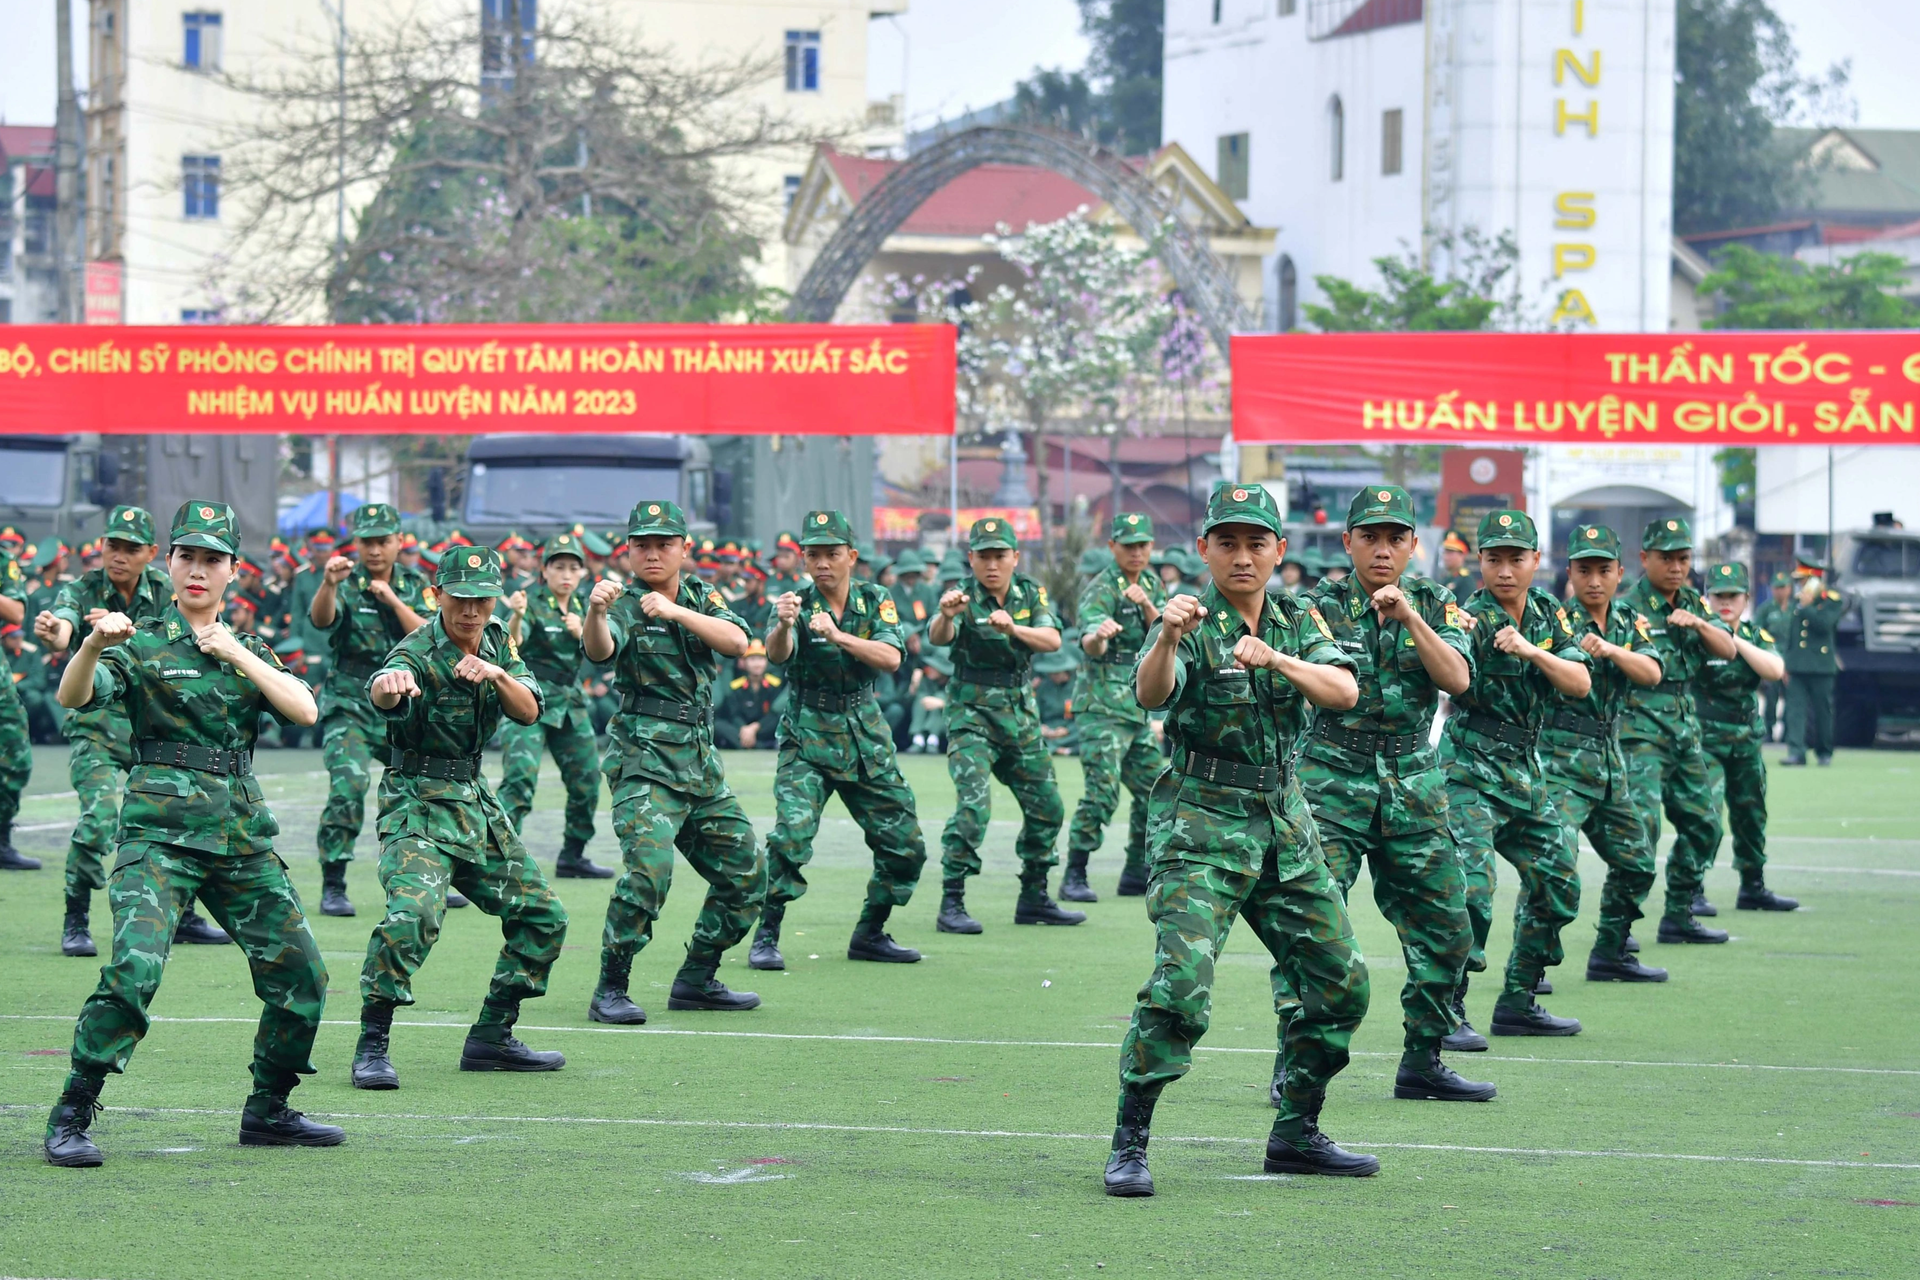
top-left (25, 166), bottom-right (54, 198)
top-left (0, 124), bottom-right (56, 163)
top-left (1836, 217), bottom-right (1920, 243)
top-left (822, 148), bottom-right (1100, 237)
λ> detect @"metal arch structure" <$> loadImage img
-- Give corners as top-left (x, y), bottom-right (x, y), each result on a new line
top-left (784, 125), bottom-right (1258, 356)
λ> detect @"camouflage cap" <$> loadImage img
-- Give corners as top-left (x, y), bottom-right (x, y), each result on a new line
top-left (437, 545), bottom-right (506, 599)
top-left (351, 502), bottom-right (403, 539)
top-left (894, 548), bottom-right (926, 574)
top-left (543, 531), bottom-right (586, 564)
top-left (1706, 562), bottom-right (1751, 594)
top-left (170, 500), bottom-right (242, 557)
top-left (1345, 484), bottom-right (1416, 531)
top-left (1110, 512), bottom-right (1154, 544)
top-left (1202, 481), bottom-right (1284, 537)
top-left (800, 509), bottom-right (856, 547)
top-left (103, 505), bottom-right (157, 547)
top-left (1566, 523), bottom-right (1622, 561)
top-left (1077, 546), bottom-right (1113, 576)
top-left (627, 500), bottom-right (689, 540)
top-left (1476, 509), bottom-right (1538, 552)
top-left (1642, 515), bottom-right (1694, 552)
top-left (1771, 570), bottom-right (1792, 588)
top-left (968, 516), bottom-right (1018, 551)
top-left (578, 529), bottom-right (614, 557)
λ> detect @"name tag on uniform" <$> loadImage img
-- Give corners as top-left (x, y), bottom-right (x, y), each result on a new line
top-left (1214, 663), bottom-right (1249, 678)
top-left (160, 666), bottom-right (203, 680)
top-left (357, 607), bottom-right (382, 617)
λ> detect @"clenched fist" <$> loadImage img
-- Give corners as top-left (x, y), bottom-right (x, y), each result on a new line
top-left (453, 653), bottom-right (506, 685)
top-left (87, 612), bottom-right (135, 649)
top-left (774, 592), bottom-right (803, 627)
top-left (938, 588), bottom-right (970, 619)
top-left (1232, 634), bottom-right (1280, 671)
top-left (371, 669), bottom-right (422, 700)
top-left (1158, 593), bottom-right (1208, 641)
top-left (323, 555), bottom-right (355, 585)
top-left (588, 579), bottom-right (625, 611)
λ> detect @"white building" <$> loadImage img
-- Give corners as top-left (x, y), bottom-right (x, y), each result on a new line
top-left (0, 125), bottom-right (60, 324)
top-left (85, 0), bottom-right (903, 324)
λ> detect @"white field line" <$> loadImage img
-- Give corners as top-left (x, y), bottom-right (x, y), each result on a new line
top-left (0, 1103), bottom-right (1913, 1172)
top-left (4, 1013), bottom-right (1915, 1077)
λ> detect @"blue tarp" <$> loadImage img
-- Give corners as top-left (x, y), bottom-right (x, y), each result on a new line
top-left (277, 491), bottom-right (364, 537)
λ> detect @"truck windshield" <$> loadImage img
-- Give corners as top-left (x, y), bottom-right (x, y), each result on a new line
top-left (466, 461), bottom-right (678, 526)
top-left (0, 449), bottom-right (66, 507)
top-left (1851, 540), bottom-right (1920, 579)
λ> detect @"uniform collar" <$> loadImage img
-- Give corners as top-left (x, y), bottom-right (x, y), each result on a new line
top-left (1200, 581), bottom-right (1269, 636)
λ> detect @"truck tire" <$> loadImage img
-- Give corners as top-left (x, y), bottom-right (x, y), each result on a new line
top-left (1834, 695), bottom-right (1878, 748)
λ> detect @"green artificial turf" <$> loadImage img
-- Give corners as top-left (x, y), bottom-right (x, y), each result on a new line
top-left (2, 742), bottom-right (1916, 1278)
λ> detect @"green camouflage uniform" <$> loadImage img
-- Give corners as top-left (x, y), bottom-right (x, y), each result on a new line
top-left (1066, 558), bottom-right (1168, 884)
top-left (1783, 583), bottom-right (1845, 759)
top-left (1299, 564), bottom-right (1472, 1057)
top-left (763, 572), bottom-right (925, 928)
top-left (934, 561), bottom-right (1065, 900)
top-left (1619, 561), bottom-right (1729, 922)
top-left (316, 560), bottom-right (434, 865)
top-left (1443, 574), bottom-right (1590, 1005)
top-left (1756, 587), bottom-right (1792, 737)
top-left (361, 608), bottom-right (566, 1029)
top-left (1539, 558), bottom-right (1662, 956)
top-left (498, 581), bottom-right (601, 847)
top-left (64, 521), bottom-right (327, 1113)
top-left (596, 554), bottom-right (762, 994)
top-left (50, 562), bottom-right (175, 899)
top-left (0, 552), bottom-right (32, 839)
top-left (1697, 567), bottom-right (1777, 887)
top-left (1119, 575), bottom-right (1367, 1132)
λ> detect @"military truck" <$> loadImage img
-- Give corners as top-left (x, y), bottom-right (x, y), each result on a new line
top-left (0, 434), bottom-right (112, 548)
top-left (1832, 524), bottom-right (1920, 746)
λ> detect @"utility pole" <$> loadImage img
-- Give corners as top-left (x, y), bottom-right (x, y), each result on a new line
top-left (54, 0), bottom-right (83, 323)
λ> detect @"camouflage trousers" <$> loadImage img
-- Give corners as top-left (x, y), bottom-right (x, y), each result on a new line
top-left (1065, 715), bottom-right (1159, 879)
top-left (318, 701), bottom-right (386, 866)
top-left (65, 729), bottom-right (133, 899)
top-left (1317, 813), bottom-right (1468, 1056)
top-left (599, 777), bottom-right (764, 989)
top-left (497, 714), bottom-right (602, 847)
top-left (1448, 780), bottom-right (1581, 1006)
top-left (67, 841), bottom-right (326, 1098)
top-left (939, 709), bottom-right (1064, 894)
top-left (1702, 731), bottom-right (1768, 885)
top-left (1121, 854), bottom-right (1368, 1129)
top-left (1540, 774), bottom-right (1656, 955)
top-left (1622, 730), bottom-right (1722, 921)
top-left (0, 687), bottom-right (30, 830)
top-left (764, 756), bottom-right (926, 925)
top-left (360, 837), bottom-right (567, 1012)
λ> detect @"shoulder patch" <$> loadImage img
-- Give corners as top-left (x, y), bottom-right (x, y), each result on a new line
top-left (1758, 628), bottom-right (1774, 644)
top-left (1036, 585), bottom-right (1050, 610)
top-left (1635, 615), bottom-right (1653, 642)
top-left (730, 676), bottom-right (747, 689)
top-left (879, 597), bottom-right (899, 625)
top-left (1444, 601), bottom-right (1464, 629)
top-left (1306, 606), bottom-right (1333, 640)
top-left (764, 675), bottom-right (782, 687)
top-left (422, 587), bottom-right (439, 612)
top-left (853, 593), bottom-right (867, 614)
top-left (709, 590), bottom-right (727, 610)
top-left (6, 561), bottom-right (16, 581)
top-left (1555, 606), bottom-right (1574, 635)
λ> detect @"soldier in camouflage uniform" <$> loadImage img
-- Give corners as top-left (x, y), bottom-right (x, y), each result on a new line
top-left (310, 503), bottom-right (435, 917)
top-left (1293, 486), bottom-right (1489, 1101)
top-left (1539, 525), bottom-right (1668, 985)
top-left (583, 500), bottom-right (764, 1024)
top-left (1442, 510), bottom-right (1592, 1039)
top-left (1699, 563), bottom-right (1797, 911)
top-left (1620, 516), bottom-right (1739, 944)
top-left (499, 531), bottom-right (613, 879)
top-left (1104, 482), bottom-right (1371, 1199)
top-left (38, 507), bottom-right (228, 954)
top-left (928, 517), bottom-right (1080, 933)
top-left (44, 501), bottom-right (343, 1168)
top-left (1063, 513), bottom-right (1167, 903)
top-left (750, 509), bottom-right (926, 969)
top-left (0, 543), bottom-right (36, 873)
top-left (350, 546), bottom-right (570, 1090)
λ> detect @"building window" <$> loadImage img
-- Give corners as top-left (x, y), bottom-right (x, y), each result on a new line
top-left (1213, 0), bottom-right (1223, 22)
top-left (182, 11), bottom-right (221, 72)
top-left (180, 308), bottom-right (223, 324)
top-left (1216, 133), bottom-right (1250, 200)
top-left (482, 0), bottom-right (537, 94)
top-left (1381, 108), bottom-right (1403, 175)
top-left (1277, 255), bottom-right (1297, 331)
top-left (785, 31), bottom-right (821, 92)
top-left (783, 174), bottom-right (802, 208)
top-left (182, 155), bottom-right (220, 219)
top-left (1328, 96), bottom-right (1345, 182)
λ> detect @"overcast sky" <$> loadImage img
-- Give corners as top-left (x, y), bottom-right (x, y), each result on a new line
top-left (1, 0), bottom-right (1915, 137)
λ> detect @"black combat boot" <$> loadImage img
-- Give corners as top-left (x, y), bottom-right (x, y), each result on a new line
top-left (61, 894), bottom-right (96, 958)
top-left (848, 908), bottom-right (921, 964)
top-left (1393, 1049), bottom-right (1498, 1102)
top-left (1103, 1091), bottom-right (1156, 1197)
top-left (1624, 933), bottom-right (1641, 953)
top-left (239, 1077), bottom-right (346, 1147)
top-left (1690, 892), bottom-right (1719, 918)
top-left (1780, 751), bottom-right (1806, 767)
top-left (461, 1003), bottom-right (567, 1071)
top-left (1059, 856), bottom-right (1098, 903)
top-left (0, 822), bottom-right (41, 871)
top-left (175, 907), bottom-right (230, 945)
top-left (1736, 882), bottom-right (1799, 911)
top-left (1265, 1096), bottom-right (1380, 1177)
top-left (555, 836), bottom-right (614, 879)
top-left (1014, 884), bottom-right (1087, 926)
top-left (1114, 865), bottom-right (1149, 897)
top-left (319, 862), bottom-right (354, 917)
top-left (749, 908), bottom-right (786, 971)
top-left (1440, 979), bottom-right (1487, 1052)
top-left (351, 1004), bottom-right (399, 1090)
top-left (669, 955), bottom-right (761, 1011)
top-left (1586, 943), bottom-right (1668, 983)
top-left (44, 1075), bottom-right (105, 1167)
top-left (1657, 914), bottom-right (1729, 944)
top-left (935, 882), bottom-right (982, 935)
top-left (1532, 974), bottom-right (1554, 995)
top-left (1490, 998), bottom-right (1582, 1037)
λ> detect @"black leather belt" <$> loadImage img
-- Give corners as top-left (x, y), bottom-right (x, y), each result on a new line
top-left (1551, 709), bottom-right (1614, 740)
top-left (1314, 721), bottom-right (1425, 758)
top-left (954, 665), bottom-right (1026, 688)
top-left (135, 740), bottom-right (252, 775)
top-left (336, 656), bottom-right (384, 680)
top-left (1459, 713), bottom-right (1536, 749)
top-left (621, 695), bottom-right (710, 725)
top-left (794, 685), bottom-right (873, 714)
top-left (388, 750), bottom-right (483, 782)
top-left (1696, 701), bottom-right (1753, 726)
top-left (1182, 752), bottom-right (1284, 791)
top-left (1092, 648), bottom-right (1140, 666)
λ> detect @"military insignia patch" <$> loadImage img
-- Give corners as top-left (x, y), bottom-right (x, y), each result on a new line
top-left (1036, 586), bottom-right (1049, 608)
top-left (1556, 606), bottom-right (1574, 634)
top-left (853, 594), bottom-right (866, 613)
top-left (708, 591), bottom-right (726, 609)
top-left (1759, 627), bottom-right (1774, 643)
top-left (1307, 606), bottom-right (1333, 639)
top-left (1444, 602), bottom-right (1464, 628)
top-left (912, 599), bottom-right (927, 620)
top-left (1634, 615), bottom-right (1652, 642)
top-left (1231, 488), bottom-right (1249, 502)
top-left (880, 598), bottom-right (899, 624)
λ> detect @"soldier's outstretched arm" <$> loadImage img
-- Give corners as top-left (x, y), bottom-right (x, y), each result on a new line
top-left (1734, 633), bottom-right (1785, 682)
top-left (56, 612), bottom-right (133, 709)
top-left (197, 623), bottom-right (318, 726)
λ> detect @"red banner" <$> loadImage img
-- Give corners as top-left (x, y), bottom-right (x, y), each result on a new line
top-left (0, 323), bottom-right (956, 435)
top-left (873, 506), bottom-right (1041, 542)
top-left (1233, 332), bottom-right (1920, 445)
